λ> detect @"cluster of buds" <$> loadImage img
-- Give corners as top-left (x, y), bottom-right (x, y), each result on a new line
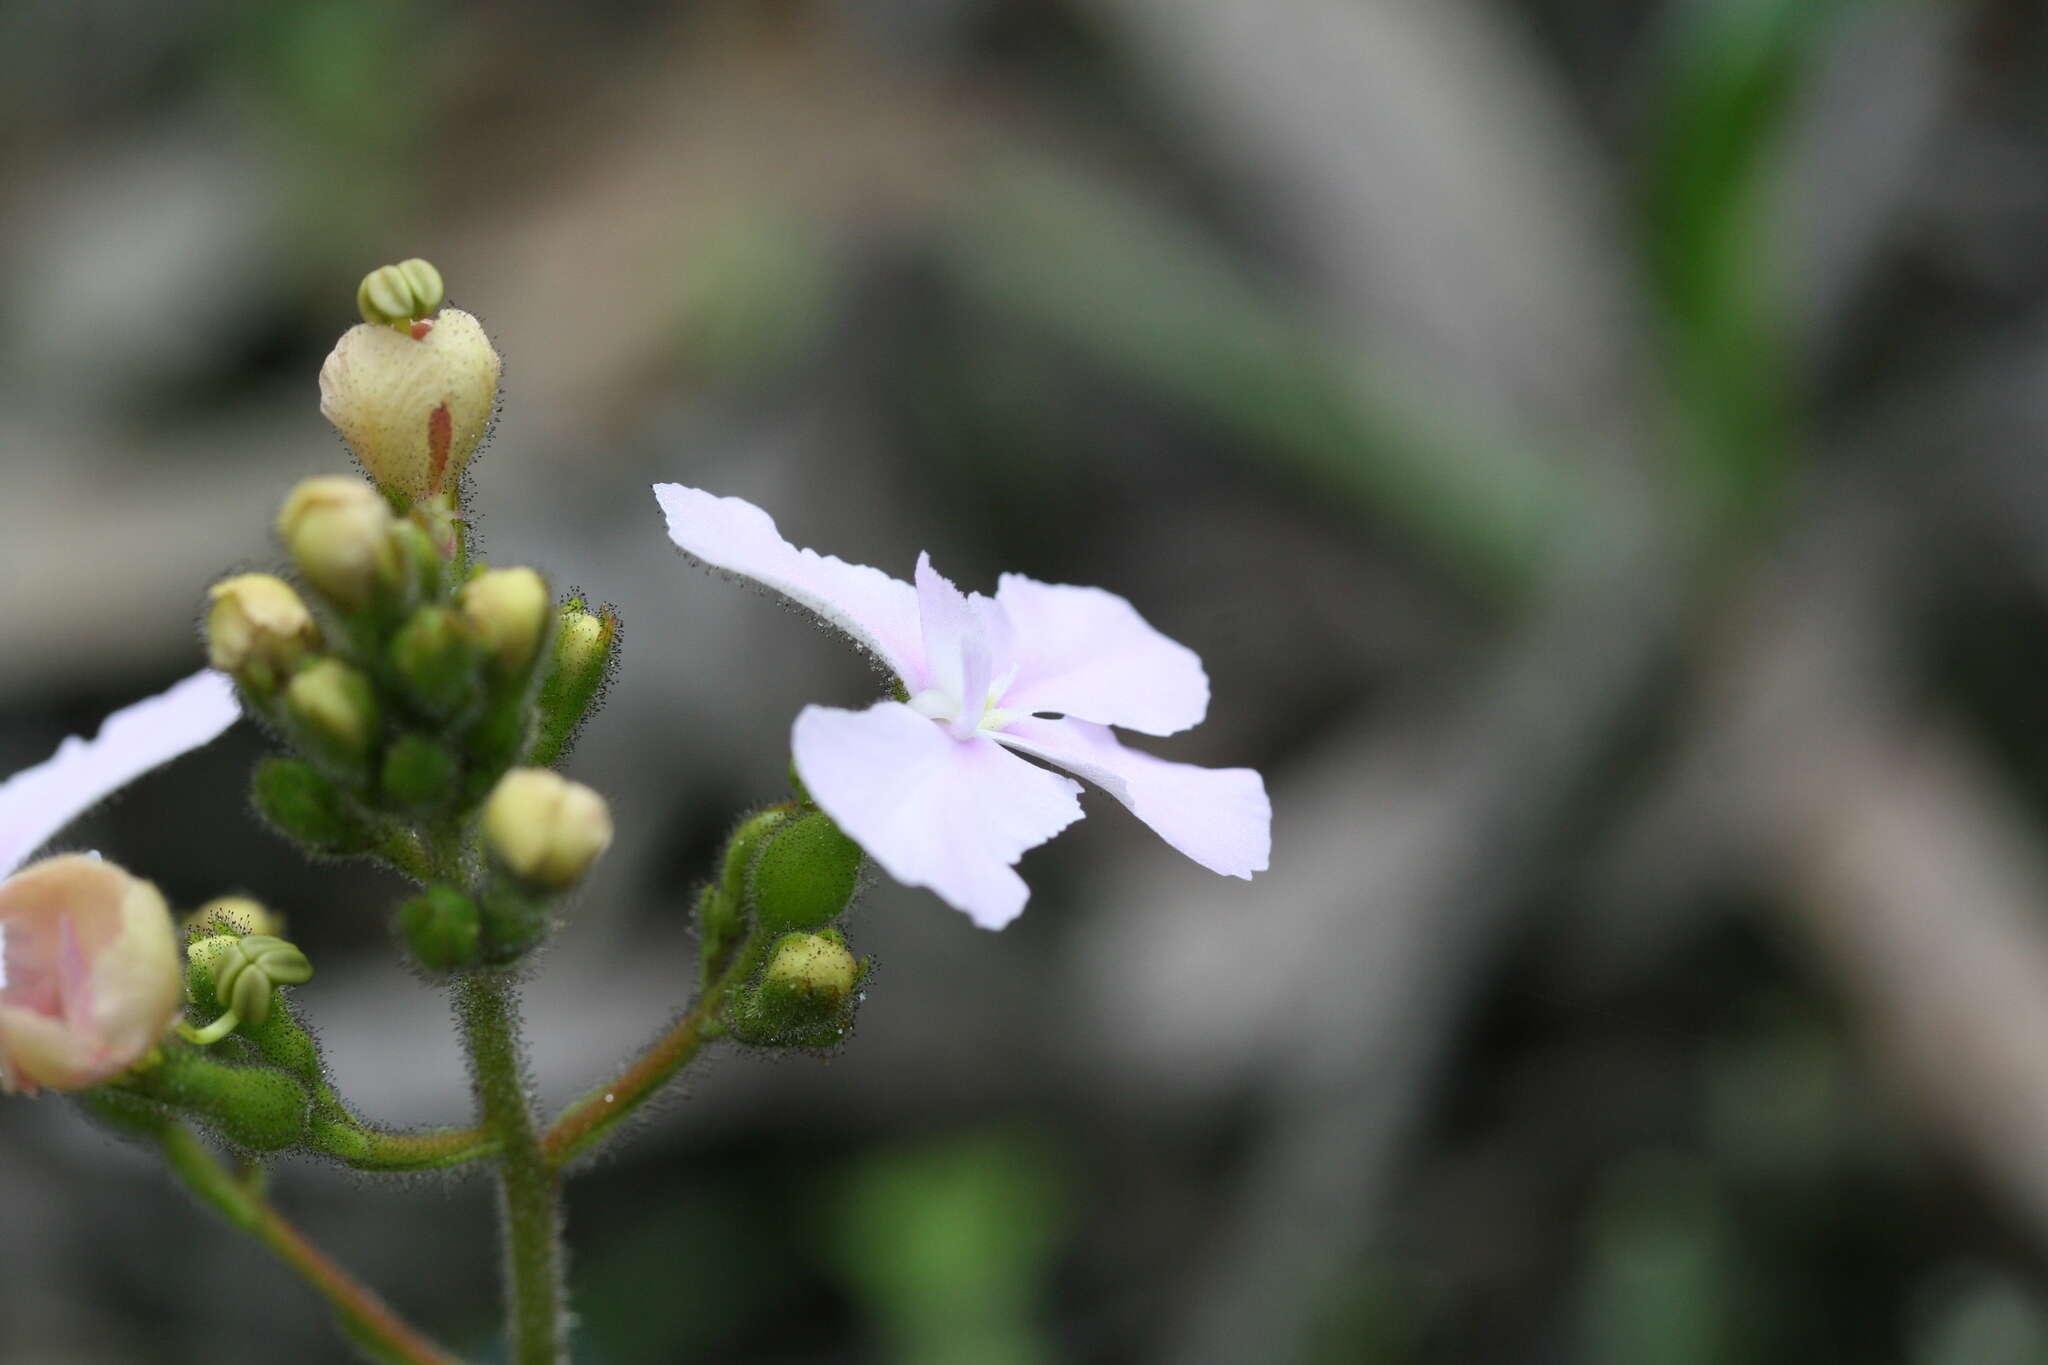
top-left (198, 263), bottom-right (621, 973)
top-left (696, 801), bottom-right (871, 1049)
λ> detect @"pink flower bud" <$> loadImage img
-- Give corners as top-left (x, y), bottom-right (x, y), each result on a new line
top-left (0, 855), bottom-right (182, 1094)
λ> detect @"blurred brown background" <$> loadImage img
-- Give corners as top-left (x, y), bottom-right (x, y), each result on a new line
top-left (7, 0), bottom-right (2048, 1361)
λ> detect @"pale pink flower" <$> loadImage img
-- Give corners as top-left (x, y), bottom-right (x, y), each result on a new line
top-left (655, 485), bottom-right (1271, 929)
top-left (0, 854), bottom-right (184, 1093)
top-left (0, 670), bottom-right (240, 879)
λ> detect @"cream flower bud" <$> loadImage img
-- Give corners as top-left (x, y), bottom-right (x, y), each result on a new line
top-left (0, 855), bottom-right (182, 1094)
top-left (278, 476), bottom-right (401, 609)
top-left (460, 568), bottom-right (550, 672)
top-left (184, 896), bottom-right (285, 940)
top-left (762, 931), bottom-right (859, 1001)
top-left (483, 768), bottom-right (613, 890)
top-left (285, 658), bottom-right (380, 761)
top-left (319, 306), bottom-right (501, 501)
top-left (205, 574), bottom-right (316, 690)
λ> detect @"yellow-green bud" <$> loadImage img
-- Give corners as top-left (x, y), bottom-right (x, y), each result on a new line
top-left (763, 932), bottom-right (860, 1001)
top-left (184, 897), bottom-right (285, 940)
top-left (556, 609), bottom-right (606, 677)
top-left (205, 574), bottom-right (316, 691)
top-left (483, 768), bottom-right (613, 890)
top-left (277, 476), bottom-right (401, 609)
top-left (389, 605), bottom-right (480, 716)
top-left (460, 568), bottom-right (550, 672)
top-left (285, 659), bottom-right (380, 761)
top-left (319, 305), bottom-right (501, 501)
top-left (356, 258), bottom-right (445, 327)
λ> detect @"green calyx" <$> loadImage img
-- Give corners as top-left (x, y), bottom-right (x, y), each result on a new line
top-left (252, 758), bottom-right (377, 855)
top-left (728, 929), bottom-right (867, 1050)
top-left (123, 1047), bottom-right (312, 1151)
top-left (401, 886), bottom-right (481, 972)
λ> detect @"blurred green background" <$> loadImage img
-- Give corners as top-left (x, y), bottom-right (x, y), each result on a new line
top-left (7, 0), bottom-right (2048, 1360)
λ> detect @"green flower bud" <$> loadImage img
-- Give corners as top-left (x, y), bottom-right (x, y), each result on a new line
top-left (477, 884), bottom-right (551, 965)
top-left (699, 807), bottom-right (790, 979)
top-left (285, 659), bottom-right (381, 770)
top-left (205, 574), bottom-right (316, 693)
top-left (731, 930), bottom-right (865, 1049)
top-left (356, 258), bottom-right (445, 327)
top-left (381, 734), bottom-right (458, 809)
top-left (400, 886), bottom-right (481, 973)
top-left (251, 757), bottom-right (376, 855)
top-left (750, 811), bottom-right (864, 932)
top-left (530, 602), bottom-right (618, 766)
top-left (389, 605), bottom-right (481, 717)
top-left (184, 896), bottom-right (285, 941)
top-left (482, 768), bottom-right (612, 890)
top-left (277, 476), bottom-right (401, 609)
top-left (459, 567), bottom-right (550, 673)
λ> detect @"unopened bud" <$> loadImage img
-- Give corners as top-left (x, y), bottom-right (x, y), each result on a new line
top-left (184, 896), bottom-right (284, 941)
top-left (532, 602), bottom-right (619, 766)
top-left (750, 811), bottom-right (864, 931)
top-left (320, 303), bottom-right (501, 501)
top-left (252, 758), bottom-right (376, 855)
top-left (381, 734), bottom-right (458, 809)
top-left (389, 606), bottom-right (480, 717)
top-left (483, 768), bottom-right (612, 890)
top-left (205, 574), bottom-right (316, 691)
top-left (400, 886), bottom-right (480, 973)
top-left (278, 476), bottom-right (401, 609)
top-left (356, 258), bottom-right (445, 327)
top-left (731, 929), bottom-right (864, 1049)
top-left (285, 658), bottom-right (380, 765)
top-left (763, 931), bottom-right (860, 1000)
top-left (460, 568), bottom-right (550, 673)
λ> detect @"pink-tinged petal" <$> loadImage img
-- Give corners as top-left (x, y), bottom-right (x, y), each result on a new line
top-left (792, 702), bottom-right (1084, 930)
top-left (995, 717), bottom-right (1270, 878)
top-left (0, 670), bottom-right (239, 878)
top-left (654, 484), bottom-right (924, 682)
top-left (0, 856), bottom-right (180, 1094)
top-left (914, 554), bottom-right (995, 727)
top-left (993, 575), bottom-right (1210, 736)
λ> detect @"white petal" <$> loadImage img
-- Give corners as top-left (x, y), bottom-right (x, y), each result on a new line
top-left (914, 553), bottom-right (1007, 728)
top-left (993, 575), bottom-right (1210, 736)
top-left (654, 484), bottom-right (924, 682)
top-left (995, 717), bottom-right (1270, 878)
top-left (0, 671), bottom-right (239, 878)
top-left (793, 702), bottom-right (1084, 930)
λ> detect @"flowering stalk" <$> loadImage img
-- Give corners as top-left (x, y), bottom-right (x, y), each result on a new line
top-left (457, 975), bottom-right (565, 1365)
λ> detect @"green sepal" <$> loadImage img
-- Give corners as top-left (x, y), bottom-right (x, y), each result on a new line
top-left (238, 1001), bottom-right (325, 1091)
top-left (381, 734), bottom-right (459, 810)
top-left (698, 807), bottom-right (790, 982)
top-left (477, 883), bottom-right (551, 966)
top-left (529, 601), bottom-right (619, 767)
top-left (388, 606), bottom-right (480, 719)
top-left (252, 758), bottom-right (378, 855)
top-left (750, 810), bottom-right (864, 932)
top-left (401, 886), bottom-right (482, 972)
top-left (77, 1086), bottom-right (175, 1139)
top-left (124, 1048), bottom-right (311, 1151)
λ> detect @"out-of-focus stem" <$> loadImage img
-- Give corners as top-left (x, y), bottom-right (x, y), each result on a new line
top-left (156, 1121), bottom-right (461, 1365)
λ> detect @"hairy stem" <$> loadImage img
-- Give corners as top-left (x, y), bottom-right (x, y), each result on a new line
top-left (308, 1113), bottom-right (500, 1172)
top-left (457, 974), bottom-right (565, 1365)
top-left (543, 932), bottom-right (757, 1168)
top-left (156, 1121), bottom-right (460, 1365)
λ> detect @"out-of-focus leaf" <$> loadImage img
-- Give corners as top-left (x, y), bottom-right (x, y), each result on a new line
top-left (1582, 1154), bottom-right (1755, 1365)
top-left (825, 1129), bottom-right (1069, 1365)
